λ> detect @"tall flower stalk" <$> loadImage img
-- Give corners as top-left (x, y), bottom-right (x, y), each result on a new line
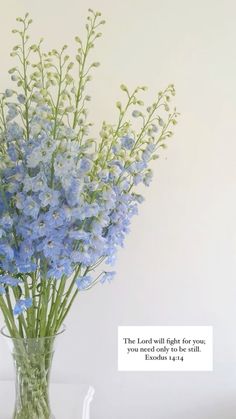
top-left (0, 10), bottom-right (179, 340)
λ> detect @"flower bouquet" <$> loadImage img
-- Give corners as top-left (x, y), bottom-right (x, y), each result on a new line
top-left (0, 9), bottom-right (178, 418)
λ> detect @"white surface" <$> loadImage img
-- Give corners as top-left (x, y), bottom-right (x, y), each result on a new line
top-left (0, 381), bottom-right (94, 419)
top-left (0, 1), bottom-right (236, 418)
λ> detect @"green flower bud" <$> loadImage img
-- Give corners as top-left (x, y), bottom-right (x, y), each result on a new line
top-left (120, 84), bottom-right (128, 92)
top-left (67, 62), bottom-right (74, 70)
top-left (132, 110), bottom-right (141, 118)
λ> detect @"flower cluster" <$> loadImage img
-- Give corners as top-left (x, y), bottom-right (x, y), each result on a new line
top-left (0, 113), bottom-right (144, 279)
top-left (0, 11), bottom-right (178, 332)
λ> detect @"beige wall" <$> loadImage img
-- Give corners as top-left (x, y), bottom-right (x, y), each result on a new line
top-left (1, 0), bottom-right (236, 418)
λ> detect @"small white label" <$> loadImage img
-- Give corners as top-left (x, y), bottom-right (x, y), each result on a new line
top-left (118, 326), bottom-right (213, 371)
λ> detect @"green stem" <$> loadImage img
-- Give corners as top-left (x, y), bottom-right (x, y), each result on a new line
top-left (56, 288), bottom-right (78, 330)
top-left (72, 15), bottom-right (97, 130)
top-left (52, 54), bottom-right (63, 139)
top-left (21, 22), bottom-right (30, 139)
top-left (45, 281), bottom-right (57, 335)
top-left (0, 296), bottom-right (19, 337)
top-left (46, 276), bottom-right (66, 335)
top-left (101, 89), bottom-right (137, 170)
top-left (39, 278), bottom-right (52, 337)
top-left (130, 93), bottom-right (166, 157)
top-left (54, 266), bottom-right (81, 324)
top-left (55, 266), bottom-right (89, 331)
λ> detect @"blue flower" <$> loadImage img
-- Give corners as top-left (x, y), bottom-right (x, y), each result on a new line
top-left (44, 208), bottom-right (66, 228)
top-left (78, 158), bottom-right (92, 173)
top-left (19, 240), bottom-right (34, 258)
top-left (14, 257), bottom-right (37, 273)
top-left (31, 216), bottom-right (47, 238)
top-left (0, 214), bottom-right (13, 229)
top-left (13, 298), bottom-right (32, 316)
top-left (120, 135), bottom-right (135, 150)
top-left (37, 229), bottom-right (65, 258)
top-left (132, 193), bottom-right (145, 204)
top-left (64, 179), bottom-right (81, 207)
top-left (39, 189), bottom-right (60, 208)
top-left (0, 244), bottom-right (14, 260)
top-left (133, 173), bottom-right (143, 185)
top-left (23, 196), bottom-right (40, 219)
top-left (0, 286), bottom-right (5, 295)
top-left (17, 94), bottom-right (26, 104)
top-left (0, 275), bottom-right (21, 287)
top-left (47, 259), bottom-right (73, 279)
top-left (132, 110), bottom-right (141, 118)
top-left (142, 143), bottom-right (156, 162)
top-left (76, 275), bottom-right (92, 290)
top-left (150, 124), bottom-right (158, 133)
top-left (31, 172), bottom-right (48, 192)
top-left (5, 89), bottom-right (14, 98)
top-left (143, 170), bottom-right (153, 186)
top-left (6, 121), bottom-right (23, 141)
top-left (100, 271), bottom-right (116, 284)
top-left (6, 104), bottom-right (18, 121)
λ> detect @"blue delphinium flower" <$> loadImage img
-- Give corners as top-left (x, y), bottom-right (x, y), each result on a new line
top-left (23, 196), bottom-right (40, 219)
top-left (38, 190), bottom-right (60, 208)
top-left (13, 298), bottom-right (33, 316)
top-left (100, 271), bottom-right (116, 284)
top-left (2, 126), bottom-right (148, 283)
top-left (6, 103), bottom-right (18, 121)
top-left (120, 135), bottom-right (135, 150)
top-left (17, 94), bottom-right (26, 104)
top-left (0, 244), bottom-right (14, 260)
top-left (78, 157), bottom-right (92, 173)
top-left (0, 286), bottom-right (5, 295)
top-left (1, 215), bottom-right (13, 229)
top-left (47, 258), bottom-right (73, 279)
top-left (6, 121), bottom-right (23, 141)
top-left (142, 143), bottom-right (156, 162)
top-left (76, 275), bottom-right (92, 290)
top-left (0, 275), bottom-right (21, 287)
top-left (5, 89), bottom-right (14, 98)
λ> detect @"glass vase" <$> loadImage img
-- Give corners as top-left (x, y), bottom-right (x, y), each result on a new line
top-left (1, 326), bottom-right (65, 419)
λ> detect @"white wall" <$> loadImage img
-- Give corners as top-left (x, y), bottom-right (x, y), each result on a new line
top-left (1, 0), bottom-right (236, 418)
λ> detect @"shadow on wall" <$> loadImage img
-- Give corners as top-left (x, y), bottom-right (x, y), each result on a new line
top-left (180, 398), bottom-right (236, 419)
top-left (110, 394), bottom-right (236, 419)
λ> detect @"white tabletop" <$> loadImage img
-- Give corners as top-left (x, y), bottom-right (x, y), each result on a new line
top-left (0, 380), bottom-right (94, 419)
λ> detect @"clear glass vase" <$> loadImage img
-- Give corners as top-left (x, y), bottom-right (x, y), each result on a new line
top-left (1, 326), bottom-right (65, 419)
